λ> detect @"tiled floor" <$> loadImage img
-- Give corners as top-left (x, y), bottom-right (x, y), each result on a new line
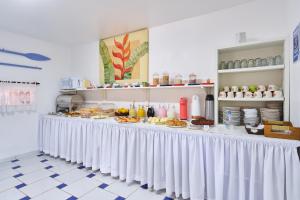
top-left (0, 152), bottom-right (175, 200)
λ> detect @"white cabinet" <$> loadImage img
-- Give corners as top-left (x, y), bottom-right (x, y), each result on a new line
top-left (215, 39), bottom-right (290, 124)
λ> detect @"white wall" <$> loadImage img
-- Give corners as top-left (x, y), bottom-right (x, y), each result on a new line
top-left (287, 0), bottom-right (300, 126)
top-left (0, 30), bottom-right (71, 160)
top-left (70, 0), bottom-right (288, 83)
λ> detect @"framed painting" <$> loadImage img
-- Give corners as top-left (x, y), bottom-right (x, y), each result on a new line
top-left (99, 29), bottom-right (149, 84)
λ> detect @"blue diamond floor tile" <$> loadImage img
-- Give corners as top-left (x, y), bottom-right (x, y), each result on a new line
top-left (141, 184), bottom-right (148, 189)
top-left (57, 183), bottom-right (67, 189)
top-left (77, 166), bottom-right (85, 169)
top-left (115, 196), bottom-right (125, 200)
top-left (163, 197), bottom-right (173, 200)
top-left (11, 159), bottom-right (19, 163)
top-left (50, 173), bottom-right (59, 178)
top-left (20, 196), bottom-right (31, 200)
top-left (40, 159), bottom-right (48, 163)
top-left (99, 183), bottom-right (109, 189)
top-left (66, 196), bottom-right (77, 200)
top-left (12, 165), bottom-right (21, 169)
top-left (86, 173), bottom-right (95, 178)
top-left (45, 165), bottom-right (53, 169)
top-left (15, 183), bottom-right (26, 189)
top-left (13, 173), bottom-right (24, 178)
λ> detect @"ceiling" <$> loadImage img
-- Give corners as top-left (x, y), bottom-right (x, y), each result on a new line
top-left (0, 0), bottom-right (252, 45)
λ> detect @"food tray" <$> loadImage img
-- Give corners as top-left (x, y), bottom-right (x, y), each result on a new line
top-left (264, 121), bottom-right (300, 140)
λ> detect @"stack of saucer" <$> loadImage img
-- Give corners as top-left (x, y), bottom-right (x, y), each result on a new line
top-left (243, 108), bottom-right (258, 125)
top-left (223, 107), bottom-right (241, 126)
top-left (266, 102), bottom-right (283, 119)
top-left (260, 108), bottom-right (280, 121)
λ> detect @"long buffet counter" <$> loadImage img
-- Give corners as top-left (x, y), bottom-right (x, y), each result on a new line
top-left (38, 115), bottom-right (300, 200)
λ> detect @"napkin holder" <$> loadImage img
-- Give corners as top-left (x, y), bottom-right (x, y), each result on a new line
top-left (264, 121), bottom-right (300, 140)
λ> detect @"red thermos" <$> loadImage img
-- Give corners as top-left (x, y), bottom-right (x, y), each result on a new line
top-left (180, 97), bottom-right (188, 120)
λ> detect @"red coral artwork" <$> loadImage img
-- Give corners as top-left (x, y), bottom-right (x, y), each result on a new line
top-left (112, 34), bottom-right (132, 80)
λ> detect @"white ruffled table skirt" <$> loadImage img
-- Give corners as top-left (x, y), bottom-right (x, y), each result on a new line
top-left (38, 115), bottom-right (300, 200)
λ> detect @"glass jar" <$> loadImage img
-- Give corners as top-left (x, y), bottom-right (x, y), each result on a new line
top-left (189, 73), bottom-right (197, 84)
top-left (129, 104), bottom-right (136, 117)
top-left (137, 105), bottom-right (145, 118)
top-left (152, 73), bottom-right (159, 86)
top-left (161, 72), bottom-right (169, 85)
top-left (174, 74), bottom-right (183, 85)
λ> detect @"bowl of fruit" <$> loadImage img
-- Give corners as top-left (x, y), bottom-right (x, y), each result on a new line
top-left (115, 108), bottom-right (129, 116)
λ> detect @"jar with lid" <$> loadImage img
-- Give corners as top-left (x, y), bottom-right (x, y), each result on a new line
top-left (137, 105), bottom-right (146, 118)
top-left (152, 73), bottom-right (159, 86)
top-left (174, 74), bottom-right (183, 85)
top-left (129, 103), bottom-right (136, 117)
top-left (189, 73), bottom-right (197, 84)
top-left (161, 72), bottom-right (169, 85)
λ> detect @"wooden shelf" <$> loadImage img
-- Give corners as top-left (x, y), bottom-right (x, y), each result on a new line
top-left (218, 65), bottom-right (284, 74)
top-left (218, 97), bottom-right (284, 102)
top-left (60, 84), bottom-right (214, 93)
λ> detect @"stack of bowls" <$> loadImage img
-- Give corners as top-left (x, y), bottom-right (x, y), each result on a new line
top-left (223, 107), bottom-right (241, 126)
top-left (243, 108), bottom-right (258, 125)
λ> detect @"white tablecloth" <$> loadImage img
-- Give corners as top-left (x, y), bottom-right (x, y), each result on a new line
top-left (38, 115), bottom-right (300, 200)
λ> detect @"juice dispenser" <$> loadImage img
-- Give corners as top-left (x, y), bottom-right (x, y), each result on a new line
top-left (180, 97), bottom-right (187, 120)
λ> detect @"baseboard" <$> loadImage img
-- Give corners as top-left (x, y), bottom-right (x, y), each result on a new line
top-left (0, 150), bottom-right (40, 163)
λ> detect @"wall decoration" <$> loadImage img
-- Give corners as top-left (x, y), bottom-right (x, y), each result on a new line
top-left (293, 23), bottom-right (300, 63)
top-left (0, 48), bottom-right (50, 61)
top-left (99, 29), bottom-right (149, 84)
top-left (0, 62), bottom-right (42, 70)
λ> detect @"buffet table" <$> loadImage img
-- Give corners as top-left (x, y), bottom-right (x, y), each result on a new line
top-left (38, 115), bottom-right (300, 200)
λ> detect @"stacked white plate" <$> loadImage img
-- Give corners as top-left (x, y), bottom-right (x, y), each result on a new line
top-left (223, 107), bottom-right (240, 126)
top-left (260, 108), bottom-right (280, 121)
top-left (243, 108), bottom-right (258, 125)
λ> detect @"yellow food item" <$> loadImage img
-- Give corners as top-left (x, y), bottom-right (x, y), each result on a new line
top-left (166, 119), bottom-right (187, 127)
top-left (115, 117), bottom-right (140, 123)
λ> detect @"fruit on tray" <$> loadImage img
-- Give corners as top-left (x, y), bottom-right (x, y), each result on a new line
top-left (166, 119), bottom-right (187, 127)
top-left (115, 116), bottom-right (140, 123)
top-left (115, 108), bottom-right (129, 116)
top-left (148, 117), bottom-right (169, 125)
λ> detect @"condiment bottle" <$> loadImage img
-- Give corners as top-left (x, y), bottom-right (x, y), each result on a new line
top-left (158, 105), bottom-right (167, 118)
top-left (161, 72), bottom-right (169, 85)
top-left (137, 105), bottom-right (146, 118)
top-left (167, 105), bottom-right (176, 119)
top-left (129, 103), bottom-right (136, 117)
top-left (153, 73), bottom-right (159, 86)
top-left (147, 106), bottom-right (155, 117)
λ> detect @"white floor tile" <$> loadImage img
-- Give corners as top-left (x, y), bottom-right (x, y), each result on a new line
top-left (32, 188), bottom-right (71, 200)
top-left (62, 177), bottom-right (102, 198)
top-left (105, 181), bottom-right (140, 198)
top-left (0, 177), bottom-right (22, 192)
top-left (0, 161), bottom-right (19, 171)
top-left (19, 177), bottom-right (61, 198)
top-left (16, 164), bottom-right (45, 174)
top-left (79, 188), bottom-right (117, 200)
top-left (55, 169), bottom-right (89, 185)
top-left (0, 188), bottom-right (26, 200)
top-left (127, 188), bottom-right (165, 200)
top-left (48, 162), bottom-right (77, 174)
top-left (18, 169), bottom-right (53, 184)
top-left (0, 168), bottom-right (19, 181)
top-left (93, 173), bottom-right (118, 184)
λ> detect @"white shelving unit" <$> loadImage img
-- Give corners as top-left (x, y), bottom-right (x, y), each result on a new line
top-left (215, 39), bottom-right (290, 124)
top-left (218, 97), bottom-right (284, 102)
top-left (60, 84), bottom-right (214, 92)
top-left (218, 65), bottom-right (284, 74)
